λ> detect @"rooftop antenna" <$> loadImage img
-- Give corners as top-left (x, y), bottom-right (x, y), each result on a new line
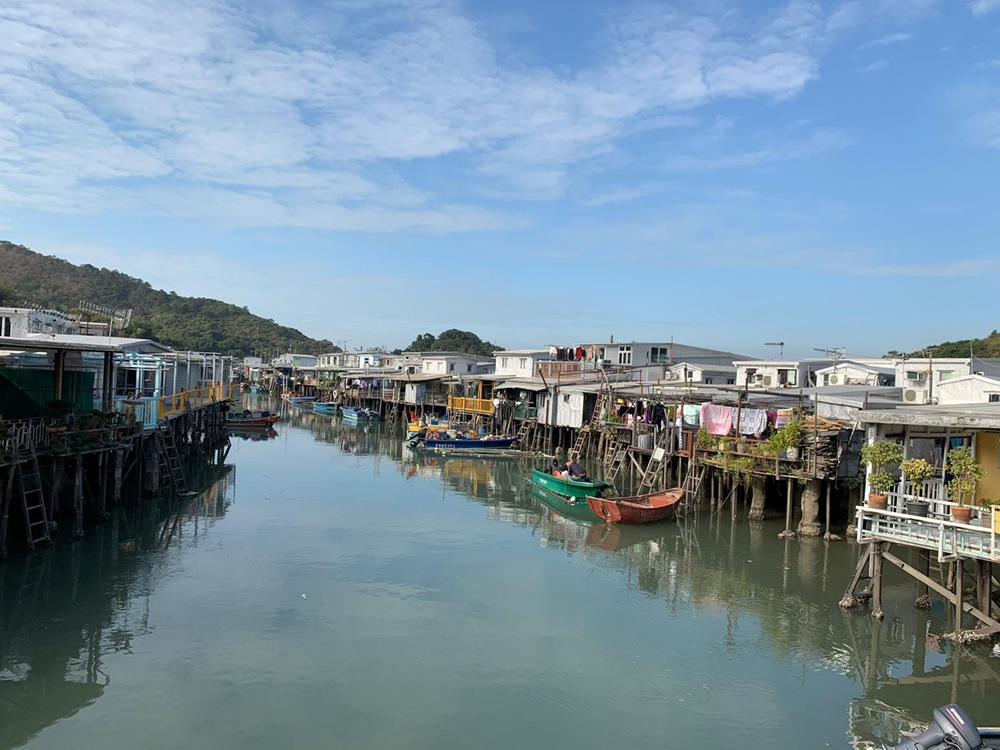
top-left (79, 300), bottom-right (132, 341)
top-left (765, 341), bottom-right (785, 359)
top-left (814, 346), bottom-right (846, 361)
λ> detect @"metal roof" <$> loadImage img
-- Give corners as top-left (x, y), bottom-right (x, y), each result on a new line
top-left (0, 334), bottom-right (171, 354)
top-left (495, 379), bottom-right (548, 392)
top-left (859, 404), bottom-right (1000, 429)
top-left (389, 372), bottom-right (447, 382)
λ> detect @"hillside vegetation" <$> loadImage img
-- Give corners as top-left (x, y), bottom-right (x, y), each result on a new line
top-left (887, 331), bottom-right (1000, 359)
top-left (0, 241), bottom-right (334, 356)
top-left (402, 330), bottom-right (501, 358)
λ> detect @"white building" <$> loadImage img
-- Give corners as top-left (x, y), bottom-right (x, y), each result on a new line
top-left (493, 349), bottom-right (554, 379)
top-left (931, 374), bottom-right (1000, 406)
top-left (814, 360), bottom-right (896, 387)
top-left (273, 353), bottom-right (318, 369)
top-left (420, 353), bottom-right (494, 376)
top-left (590, 341), bottom-right (746, 369)
top-left (0, 306), bottom-right (82, 338)
top-left (664, 362), bottom-right (737, 386)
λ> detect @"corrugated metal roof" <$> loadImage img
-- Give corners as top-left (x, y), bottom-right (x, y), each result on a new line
top-left (495, 379), bottom-right (547, 392)
top-left (0, 334), bottom-right (171, 354)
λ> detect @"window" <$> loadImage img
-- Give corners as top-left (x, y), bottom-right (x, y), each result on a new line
top-left (449, 363), bottom-right (455, 372)
top-left (501, 358), bottom-right (509, 368)
top-left (466, 365), bottom-right (472, 373)
top-left (777, 369), bottom-right (797, 386)
top-left (518, 358), bottom-right (527, 369)
top-left (563, 394), bottom-right (570, 403)
top-left (618, 346), bottom-right (632, 365)
top-left (650, 346), bottom-right (671, 364)
top-left (823, 373), bottom-right (830, 386)
top-left (704, 378), bottom-right (714, 385)
top-left (906, 371), bottom-right (920, 380)
top-left (939, 371), bottom-right (953, 382)
top-left (726, 378), bottom-right (735, 385)
top-left (990, 394), bottom-right (1000, 403)
top-left (0, 316), bottom-right (10, 337)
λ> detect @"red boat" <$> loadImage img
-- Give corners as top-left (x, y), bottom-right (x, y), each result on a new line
top-left (585, 488), bottom-right (684, 524)
top-left (225, 410), bottom-right (280, 428)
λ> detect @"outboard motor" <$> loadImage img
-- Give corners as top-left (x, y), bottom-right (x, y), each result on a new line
top-left (890, 705), bottom-right (982, 750)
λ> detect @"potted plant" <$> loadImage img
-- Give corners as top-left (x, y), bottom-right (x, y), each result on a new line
top-left (899, 457), bottom-right (934, 517)
top-left (945, 446), bottom-right (985, 525)
top-left (860, 440), bottom-right (904, 510)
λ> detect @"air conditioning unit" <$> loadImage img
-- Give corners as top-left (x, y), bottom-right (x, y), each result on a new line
top-left (761, 375), bottom-right (774, 387)
top-left (828, 374), bottom-right (842, 386)
top-left (903, 388), bottom-right (928, 404)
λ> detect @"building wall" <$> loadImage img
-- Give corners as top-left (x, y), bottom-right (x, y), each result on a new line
top-left (894, 359), bottom-right (972, 389)
top-left (536, 390), bottom-right (586, 427)
top-left (818, 363), bottom-right (893, 386)
top-left (974, 432), bottom-right (1000, 503)
top-left (934, 376), bottom-right (1000, 405)
top-left (736, 362), bottom-right (811, 389)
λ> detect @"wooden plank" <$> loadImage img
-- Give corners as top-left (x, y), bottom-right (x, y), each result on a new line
top-left (882, 551), bottom-right (1000, 629)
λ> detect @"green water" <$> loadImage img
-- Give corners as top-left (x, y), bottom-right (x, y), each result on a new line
top-left (1, 402), bottom-right (997, 750)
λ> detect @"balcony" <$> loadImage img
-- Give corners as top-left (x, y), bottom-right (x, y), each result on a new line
top-left (447, 396), bottom-right (494, 416)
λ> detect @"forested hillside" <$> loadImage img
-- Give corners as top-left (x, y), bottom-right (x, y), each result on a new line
top-left (887, 331), bottom-right (1000, 358)
top-left (0, 241), bottom-right (334, 356)
top-left (402, 329), bottom-right (501, 357)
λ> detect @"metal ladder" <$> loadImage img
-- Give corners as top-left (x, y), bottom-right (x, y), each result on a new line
top-left (512, 418), bottom-right (536, 450)
top-left (14, 449), bottom-right (52, 550)
top-left (157, 427), bottom-right (189, 494)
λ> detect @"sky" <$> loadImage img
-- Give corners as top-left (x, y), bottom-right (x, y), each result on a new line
top-left (1, 0), bottom-right (998, 358)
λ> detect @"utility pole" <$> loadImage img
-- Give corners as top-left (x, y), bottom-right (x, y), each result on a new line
top-left (765, 341), bottom-right (785, 359)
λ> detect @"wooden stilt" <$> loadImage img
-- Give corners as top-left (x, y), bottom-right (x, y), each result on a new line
top-left (871, 542), bottom-right (885, 620)
top-left (954, 559), bottom-right (964, 633)
top-left (73, 456), bottom-right (85, 538)
top-left (915, 549), bottom-right (931, 608)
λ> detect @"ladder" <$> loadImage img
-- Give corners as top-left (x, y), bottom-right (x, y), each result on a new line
top-left (680, 462), bottom-right (707, 503)
top-left (605, 438), bottom-right (631, 483)
top-left (572, 390), bottom-right (609, 457)
top-left (512, 418), bottom-right (536, 450)
top-left (14, 449), bottom-right (52, 550)
top-left (157, 427), bottom-right (189, 494)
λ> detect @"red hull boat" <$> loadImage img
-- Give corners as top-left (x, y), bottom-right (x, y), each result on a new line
top-left (586, 488), bottom-right (684, 525)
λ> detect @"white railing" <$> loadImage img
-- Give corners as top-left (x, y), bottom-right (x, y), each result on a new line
top-left (857, 505), bottom-right (999, 562)
top-left (0, 417), bottom-right (49, 455)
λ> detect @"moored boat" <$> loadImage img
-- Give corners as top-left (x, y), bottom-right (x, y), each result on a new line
top-left (528, 481), bottom-right (596, 524)
top-left (313, 401), bottom-right (339, 414)
top-left (585, 488), bottom-right (683, 525)
top-left (424, 436), bottom-right (515, 450)
top-left (529, 468), bottom-right (610, 499)
top-left (225, 409), bottom-right (280, 428)
top-left (341, 406), bottom-right (378, 422)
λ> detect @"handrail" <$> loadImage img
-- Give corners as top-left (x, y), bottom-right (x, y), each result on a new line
top-left (447, 396), bottom-right (494, 415)
top-left (157, 384), bottom-right (238, 420)
top-left (857, 505), bottom-right (998, 562)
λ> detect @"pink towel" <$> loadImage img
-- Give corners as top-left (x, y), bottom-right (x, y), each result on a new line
top-left (701, 403), bottom-right (733, 436)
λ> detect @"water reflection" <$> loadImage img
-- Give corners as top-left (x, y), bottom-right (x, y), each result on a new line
top-left (0, 466), bottom-right (234, 750)
top-left (4, 403), bottom-right (998, 750)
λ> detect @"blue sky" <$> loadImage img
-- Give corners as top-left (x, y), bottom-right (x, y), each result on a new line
top-left (1, 0), bottom-right (998, 357)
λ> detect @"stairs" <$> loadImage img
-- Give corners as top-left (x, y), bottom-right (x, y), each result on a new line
top-left (157, 427), bottom-right (189, 494)
top-left (571, 390), bottom-right (608, 458)
top-left (14, 449), bottom-right (52, 550)
top-left (680, 462), bottom-right (707, 503)
top-left (605, 437), bottom-right (632, 483)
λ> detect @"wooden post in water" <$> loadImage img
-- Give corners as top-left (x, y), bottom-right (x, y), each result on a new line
top-left (779, 478), bottom-right (795, 538)
top-left (953, 559), bottom-right (964, 634)
top-left (915, 550), bottom-right (931, 608)
top-left (73, 456), bottom-right (85, 538)
top-left (975, 561), bottom-right (991, 625)
top-left (871, 542), bottom-right (884, 620)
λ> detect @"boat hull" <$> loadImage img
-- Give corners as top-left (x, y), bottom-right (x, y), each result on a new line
top-left (528, 483), bottom-right (596, 524)
top-left (585, 489), bottom-right (683, 525)
top-left (341, 407), bottom-right (379, 422)
top-left (313, 402), bottom-right (339, 414)
top-left (425, 437), bottom-right (515, 450)
top-left (529, 469), bottom-right (609, 499)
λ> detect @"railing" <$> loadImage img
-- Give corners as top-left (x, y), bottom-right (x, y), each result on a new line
top-left (0, 417), bottom-right (48, 455)
top-left (514, 405), bottom-right (537, 420)
top-left (884, 480), bottom-right (946, 515)
top-left (157, 384), bottom-right (237, 420)
top-left (447, 396), bottom-right (494, 415)
top-left (857, 505), bottom-right (999, 562)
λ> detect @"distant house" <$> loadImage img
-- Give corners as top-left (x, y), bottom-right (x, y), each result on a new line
top-left (893, 357), bottom-right (1000, 404)
top-left (419, 352), bottom-right (494, 376)
top-left (493, 349), bottom-right (554, 379)
top-left (0, 306), bottom-right (85, 338)
top-left (664, 362), bottom-right (736, 386)
top-left (934, 374), bottom-right (1000, 405)
top-left (814, 360), bottom-right (896, 387)
top-left (272, 353), bottom-right (318, 369)
top-left (733, 358), bottom-right (890, 389)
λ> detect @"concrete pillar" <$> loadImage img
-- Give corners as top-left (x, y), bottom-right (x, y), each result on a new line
top-left (748, 476), bottom-right (766, 521)
top-left (797, 479), bottom-right (823, 537)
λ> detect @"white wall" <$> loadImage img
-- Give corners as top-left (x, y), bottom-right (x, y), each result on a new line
top-left (895, 359), bottom-right (972, 389)
top-left (536, 390), bottom-right (586, 427)
top-left (495, 353), bottom-right (544, 378)
top-left (935, 375), bottom-right (1000, 405)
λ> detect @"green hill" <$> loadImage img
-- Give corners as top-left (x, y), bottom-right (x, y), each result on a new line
top-left (888, 331), bottom-right (1000, 359)
top-left (0, 241), bottom-right (335, 356)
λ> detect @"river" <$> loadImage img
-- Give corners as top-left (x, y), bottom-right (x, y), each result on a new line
top-left (1, 400), bottom-right (997, 750)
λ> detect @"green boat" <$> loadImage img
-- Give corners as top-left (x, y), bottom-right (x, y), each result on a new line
top-left (528, 482), bottom-right (596, 524)
top-left (529, 469), bottom-right (610, 499)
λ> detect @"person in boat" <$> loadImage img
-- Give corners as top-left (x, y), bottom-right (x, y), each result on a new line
top-left (550, 458), bottom-right (568, 477)
top-left (566, 460), bottom-right (588, 481)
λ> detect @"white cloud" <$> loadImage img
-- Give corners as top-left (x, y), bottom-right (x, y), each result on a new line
top-left (859, 59), bottom-right (890, 73)
top-left (970, 0), bottom-right (1000, 14)
top-left (860, 31), bottom-right (913, 48)
top-left (0, 0), bottom-right (830, 222)
top-left (663, 128), bottom-right (851, 170)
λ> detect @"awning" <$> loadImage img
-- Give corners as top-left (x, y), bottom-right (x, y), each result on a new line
top-left (495, 379), bottom-right (547, 392)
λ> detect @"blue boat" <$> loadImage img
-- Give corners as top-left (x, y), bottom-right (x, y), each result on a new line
top-left (341, 406), bottom-right (378, 422)
top-left (313, 401), bottom-right (339, 415)
top-left (424, 436), bottom-right (515, 450)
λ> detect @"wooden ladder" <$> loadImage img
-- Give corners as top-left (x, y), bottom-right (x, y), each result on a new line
top-left (9, 449), bottom-right (52, 550)
top-left (512, 418), bottom-right (536, 450)
top-left (572, 390), bottom-right (609, 457)
top-left (157, 427), bottom-right (189, 494)
top-left (680, 462), bottom-right (707, 503)
top-left (605, 438), bottom-right (632, 483)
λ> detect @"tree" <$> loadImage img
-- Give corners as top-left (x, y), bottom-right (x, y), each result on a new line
top-left (402, 329), bottom-right (500, 357)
